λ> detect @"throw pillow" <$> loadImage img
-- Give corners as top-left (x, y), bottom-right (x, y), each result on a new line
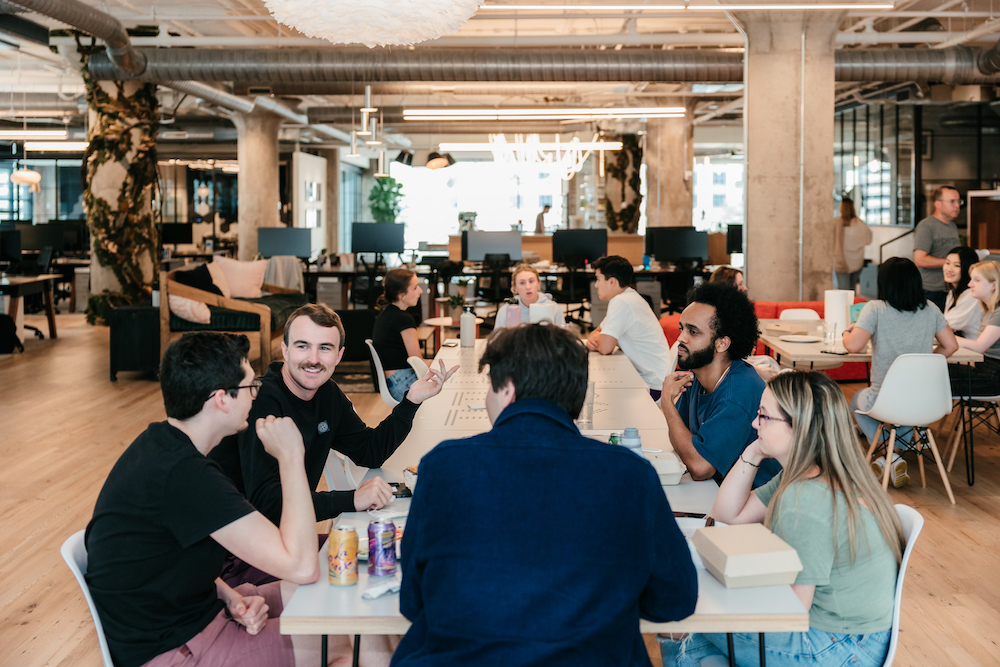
top-left (213, 256), bottom-right (267, 299)
top-left (206, 261), bottom-right (232, 298)
top-left (172, 263), bottom-right (223, 296)
top-left (168, 294), bottom-right (211, 324)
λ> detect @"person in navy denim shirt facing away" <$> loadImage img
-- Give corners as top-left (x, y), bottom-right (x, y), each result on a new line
top-left (392, 324), bottom-right (698, 667)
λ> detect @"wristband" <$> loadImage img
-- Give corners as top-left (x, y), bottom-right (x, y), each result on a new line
top-left (740, 452), bottom-right (760, 468)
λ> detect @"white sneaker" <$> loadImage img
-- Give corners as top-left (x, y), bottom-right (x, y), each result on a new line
top-left (872, 456), bottom-right (887, 479)
top-left (890, 454), bottom-right (909, 488)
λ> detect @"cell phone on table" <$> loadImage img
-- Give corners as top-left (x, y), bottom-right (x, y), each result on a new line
top-left (442, 341), bottom-right (458, 347)
top-left (389, 482), bottom-right (412, 498)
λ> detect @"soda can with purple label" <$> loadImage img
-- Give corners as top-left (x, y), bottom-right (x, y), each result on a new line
top-left (368, 520), bottom-right (397, 576)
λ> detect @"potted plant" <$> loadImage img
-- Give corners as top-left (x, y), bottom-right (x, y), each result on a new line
top-left (368, 176), bottom-right (403, 223)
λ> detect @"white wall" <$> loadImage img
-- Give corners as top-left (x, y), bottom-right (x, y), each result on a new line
top-left (292, 151), bottom-right (327, 258)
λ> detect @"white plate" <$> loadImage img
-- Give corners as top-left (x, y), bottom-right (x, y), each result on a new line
top-left (779, 334), bottom-right (822, 343)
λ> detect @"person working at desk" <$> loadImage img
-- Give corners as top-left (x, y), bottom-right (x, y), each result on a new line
top-left (373, 268), bottom-right (426, 402)
top-left (913, 185), bottom-right (962, 312)
top-left (85, 333), bottom-right (320, 667)
top-left (236, 304), bottom-right (457, 570)
top-left (660, 371), bottom-right (904, 667)
top-left (660, 283), bottom-right (781, 487)
top-left (494, 263), bottom-right (566, 329)
top-left (393, 324), bottom-right (698, 667)
top-left (534, 203), bottom-right (550, 234)
top-left (587, 255), bottom-right (671, 399)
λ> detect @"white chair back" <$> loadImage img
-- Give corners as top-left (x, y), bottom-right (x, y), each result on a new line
top-left (863, 354), bottom-right (952, 426)
top-left (323, 450), bottom-right (354, 491)
top-left (883, 505), bottom-right (924, 667)
top-left (408, 356), bottom-right (429, 378)
top-left (667, 339), bottom-right (680, 374)
top-left (779, 308), bottom-right (821, 320)
top-left (60, 530), bottom-right (116, 667)
top-left (365, 339), bottom-right (400, 408)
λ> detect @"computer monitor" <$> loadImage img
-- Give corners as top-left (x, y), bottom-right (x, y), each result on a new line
top-left (552, 229), bottom-right (607, 266)
top-left (0, 230), bottom-right (22, 264)
top-left (62, 219), bottom-right (89, 255)
top-left (352, 223), bottom-right (406, 254)
top-left (16, 223), bottom-right (65, 255)
top-left (726, 224), bottom-right (744, 255)
top-left (645, 228), bottom-right (709, 263)
top-left (161, 223), bottom-right (194, 246)
top-left (258, 227), bottom-right (312, 259)
top-left (463, 231), bottom-right (522, 262)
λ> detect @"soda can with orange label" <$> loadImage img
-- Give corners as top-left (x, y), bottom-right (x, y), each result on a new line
top-left (329, 526), bottom-right (359, 585)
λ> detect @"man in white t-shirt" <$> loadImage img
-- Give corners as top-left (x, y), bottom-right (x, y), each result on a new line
top-left (586, 255), bottom-right (671, 400)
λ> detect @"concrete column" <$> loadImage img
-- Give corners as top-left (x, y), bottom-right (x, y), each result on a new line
top-left (735, 9), bottom-right (843, 301)
top-left (317, 148), bottom-right (341, 254)
top-left (232, 110), bottom-right (282, 261)
top-left (644, 103), bottom-right (694, 228)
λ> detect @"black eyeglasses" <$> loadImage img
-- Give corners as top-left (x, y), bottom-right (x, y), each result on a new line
top-left (756, 408), bottom-right (789, 425)
top-left (210, 378), bottom-right (262, 401)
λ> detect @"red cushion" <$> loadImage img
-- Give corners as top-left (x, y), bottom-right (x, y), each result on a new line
top-left (659, 313), bottom-right (682, 345)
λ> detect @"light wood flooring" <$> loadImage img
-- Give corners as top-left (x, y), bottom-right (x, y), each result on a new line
top-left (1, 312), bottom-right (999, 667)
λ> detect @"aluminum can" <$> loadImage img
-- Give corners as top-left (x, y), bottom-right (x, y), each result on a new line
top-left (368, 520), bottom-right (397, 576)
top-left (328, 526), bottom-right (359, 585)
top-left (608, 433), bottom-right (621, 445)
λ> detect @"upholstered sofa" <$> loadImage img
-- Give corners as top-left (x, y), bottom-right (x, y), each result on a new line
top-left (659, 298), bottom-right (869, 381)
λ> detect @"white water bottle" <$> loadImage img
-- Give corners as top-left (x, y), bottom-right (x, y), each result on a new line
top-left (460, 305), bottom-right (476, 347)
top-left (622, 427), bottom-right (642, 457)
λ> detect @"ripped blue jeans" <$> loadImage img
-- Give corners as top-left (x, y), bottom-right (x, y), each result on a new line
top-left (658, 629), bottom-right (889, 667)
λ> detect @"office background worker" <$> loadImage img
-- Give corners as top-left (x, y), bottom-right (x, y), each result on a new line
top-left (913, 185), bottom-right (962, 312)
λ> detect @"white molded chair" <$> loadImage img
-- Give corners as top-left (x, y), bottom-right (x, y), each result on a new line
top-left (667, 339), bottom-right (680, 374)
top-left (323, 450), bottom-right (368, 492)
top-left (856, 354), bottom-right (956, 504)
top-left (883, 504), bottom-right (924, 667)
top-left (408, 356), bottom-right (429, 378)
top-left (365, 339), bottom-right (400, 408)
top-left (61, 530), bottom-right (116, 667)
top-left (779, 308), bottom-right (821, 320)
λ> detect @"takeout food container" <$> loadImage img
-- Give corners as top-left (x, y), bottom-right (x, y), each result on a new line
top-left (646, 451), bottom-right (685, 485)
top-left (764, 322), bottom-right (809, 336)
top-left (692, 524), bottom-right (803, 589)
top-left (403, 466), bottom-right (418, 491)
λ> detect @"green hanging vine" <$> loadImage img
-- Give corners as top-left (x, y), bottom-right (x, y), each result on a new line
top-left (77, 41), bottom-right (160, 323)
top-left (604, 133), bottom-right (643, 234)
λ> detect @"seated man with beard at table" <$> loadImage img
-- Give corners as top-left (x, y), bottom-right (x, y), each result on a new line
top-left (659, 282), bottom-right (781, 487)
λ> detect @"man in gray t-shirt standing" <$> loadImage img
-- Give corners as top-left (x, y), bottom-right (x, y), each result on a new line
top-left (913, 185), bottom-right (961, 312)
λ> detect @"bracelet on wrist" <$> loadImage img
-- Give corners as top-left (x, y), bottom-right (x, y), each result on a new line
top-left (740, 452), bottom-right (760, 468)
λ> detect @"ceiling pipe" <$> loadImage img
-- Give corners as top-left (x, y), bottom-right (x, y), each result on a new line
top-left (978, 38), bottom-right (1000, 75)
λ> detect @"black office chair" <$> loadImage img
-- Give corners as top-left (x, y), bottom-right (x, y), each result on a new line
top-left (477, 253), bottom-right (512, 307)
top-left (23, 246), bottom-right (54, 340)
top-left (550, 255), bottom-right (594, 331)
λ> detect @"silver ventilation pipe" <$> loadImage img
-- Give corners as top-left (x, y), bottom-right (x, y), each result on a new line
top-left (977, 38), bottom-right (1000, 75)
top-left (166, 81), bottom-right (351, 143)
top-left (84, 45), bottom-right (1000, 85)
top-left (8, 0), bottom-right (146, 75)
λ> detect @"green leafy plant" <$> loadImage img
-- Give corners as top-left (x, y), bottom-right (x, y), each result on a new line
top-left (368, 176), bottom-right (403, 223)
top-left (447, 293), bottom-right (466, 309)
top-left (604, 133), bottom-right (643, 234)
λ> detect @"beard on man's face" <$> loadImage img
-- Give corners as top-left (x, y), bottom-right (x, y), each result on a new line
top-left (677, 339), bottom-right (717, 371)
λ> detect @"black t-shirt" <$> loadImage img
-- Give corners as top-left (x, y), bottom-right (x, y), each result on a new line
top-left (239, 362), bottom-right (419, 524)
top-left (372, 304), bottom-right (417, 370)
top-left (85, 422), bottom-right (255, 667)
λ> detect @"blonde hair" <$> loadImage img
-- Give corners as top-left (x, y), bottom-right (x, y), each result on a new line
top-left (510, 263), bottom-right (540, 295)
top-left (765, 371), bottom-right (904, 565)
top-left (970, 260), bottom-right (1000, 313)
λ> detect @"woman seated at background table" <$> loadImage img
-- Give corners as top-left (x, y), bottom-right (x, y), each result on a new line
top-left (942, 246), bottom-right (982, 338)
top-left (843, 257), bottom-right (957, 487)
top-left (494, 263), bottom-right (566, 329)
top-left (659, 371), bottom-right (905, 667)
top-left (709, 266), bottom-right (779, 381)
top-left (948, 259), bottom-right (1000, 397)
top-left (373, 268), bottom-right (425, 402)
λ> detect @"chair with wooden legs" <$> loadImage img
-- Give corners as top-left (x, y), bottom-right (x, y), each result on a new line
top-left (855, 354), bottom-right (956, 505)
top-left (945, 395), bottom-right (1000, 486)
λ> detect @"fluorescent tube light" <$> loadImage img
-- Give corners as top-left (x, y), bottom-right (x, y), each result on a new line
top-left (0, 129), bottom-right (68, 140)
top-left (23, 141), bottom-right (89, 151)
top-left (439, 141), bottom-right (623, 151)
top-left (479, 3), bottom-right (895, 10)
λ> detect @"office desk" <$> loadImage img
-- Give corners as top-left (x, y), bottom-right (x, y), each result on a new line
top-left (0, 273), bottom-right (61, 339)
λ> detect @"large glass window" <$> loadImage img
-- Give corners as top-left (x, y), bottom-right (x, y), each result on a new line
top-left (340, 164), bottom-right (363, 252)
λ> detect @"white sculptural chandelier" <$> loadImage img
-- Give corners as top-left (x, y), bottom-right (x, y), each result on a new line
top-left (261, 0), bottom-right (482, 48)
top-left (488, 133), bottom-right (616, 181)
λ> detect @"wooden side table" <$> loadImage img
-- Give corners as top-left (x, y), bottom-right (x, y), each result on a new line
top-left (422, 316), bottom-right (484, 354)
top-left (108, 303), bottom-right (160, 381)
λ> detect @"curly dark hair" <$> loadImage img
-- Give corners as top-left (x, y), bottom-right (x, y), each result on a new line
top-left (686, 282), bottom-right (760, 361)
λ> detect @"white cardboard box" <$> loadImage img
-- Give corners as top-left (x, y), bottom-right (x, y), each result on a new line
top-left (646, 450), bottom-right (685, 485)
top-left (692, 523), bottom-right (803, 589)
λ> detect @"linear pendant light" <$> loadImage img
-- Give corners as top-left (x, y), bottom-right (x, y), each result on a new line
top-left (0, 129), bottom-right (68, 140)
top-left (478, 3), bottom-right (895, 11)
top-left (403, 106), bottom-right (686, 122)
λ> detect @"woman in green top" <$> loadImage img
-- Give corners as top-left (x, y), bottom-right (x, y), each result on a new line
top-left (659, 371), bottom-right (905, 667)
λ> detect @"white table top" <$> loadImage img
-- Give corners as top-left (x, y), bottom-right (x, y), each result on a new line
top-left (759, 319), bottom-right (983, 365)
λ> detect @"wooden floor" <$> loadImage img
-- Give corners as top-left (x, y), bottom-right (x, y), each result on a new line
top-left (1, 312), bottom-right (999, 667)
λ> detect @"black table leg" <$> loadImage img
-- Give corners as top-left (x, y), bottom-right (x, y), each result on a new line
top-left (353, 634), bottom-right (361, 667)
top-left (321, 635), bottom-right (327, 667)
top-left (759, 633), bottom-right (766, 666)
top-left (727, 633), bottom-right (736, 667)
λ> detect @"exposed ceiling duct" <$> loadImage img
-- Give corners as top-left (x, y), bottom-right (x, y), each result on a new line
top-left (977, 38), bottom-right (1000, 76)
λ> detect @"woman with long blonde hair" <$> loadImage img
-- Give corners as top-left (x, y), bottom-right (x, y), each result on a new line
top-left (949, 259), bottom-right (1000, 396)
top-left (659, 370), bottom-right (904, 667)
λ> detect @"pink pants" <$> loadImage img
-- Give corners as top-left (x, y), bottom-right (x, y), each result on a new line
top-left (142, 583), bottom-right (294, 667)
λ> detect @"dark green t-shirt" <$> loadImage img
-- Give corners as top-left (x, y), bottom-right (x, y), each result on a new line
top-left (755, 472), bottom-right (898, 634)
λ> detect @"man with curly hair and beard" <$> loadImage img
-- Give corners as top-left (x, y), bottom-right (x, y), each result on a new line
top-left (660, 283), bottom-right (781, 487)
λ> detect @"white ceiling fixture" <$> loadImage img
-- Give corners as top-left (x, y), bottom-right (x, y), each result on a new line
top-left (442, 133), bottom-right (621, 181)
top-left (404, 106), bottom-right (685, 121)
top-left (479, 3), bottom-right (896, 10)
top-left (23, 141), bottom-right (89, 151)
top-left (261, 0), bottom-right (482, 47)
top-left (0, 129), bottom-right (68, 140)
